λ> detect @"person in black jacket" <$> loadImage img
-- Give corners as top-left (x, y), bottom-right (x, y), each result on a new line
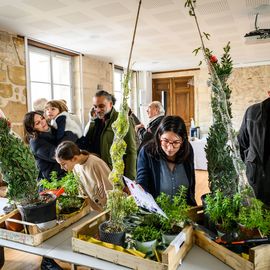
top-left (137, 115), bottom-right (197, 206)
top-left (23, 111), bottom-right (78, 181)
top-left (238, 94), bottom-right (270, 205)
top-left (136, 101), bottom-right (165, 152)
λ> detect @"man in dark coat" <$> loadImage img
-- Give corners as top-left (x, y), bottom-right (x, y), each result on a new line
top-left (136, 101), bottom-right (165, 152)
top-left (238, 93), bottom-right (270, 205)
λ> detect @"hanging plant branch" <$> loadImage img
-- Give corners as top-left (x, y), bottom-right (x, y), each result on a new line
top-left (107, 0), bottom-right (142, 231)
top-left (184, 0), bottom-right (249, 195)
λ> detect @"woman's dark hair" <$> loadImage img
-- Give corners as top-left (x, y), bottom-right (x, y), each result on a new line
top-left (56, 141), bottom-right (88, 160)
top-left (145, 115), bottom-right (190, 163)
top-left (23, 111), bottom-right (44, 143)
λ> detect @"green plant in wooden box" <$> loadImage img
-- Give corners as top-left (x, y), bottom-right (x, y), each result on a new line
top-left (156, 186), bottom-right (191, 234)
top-left (238, 197), bottom-right (270, 237)
top-left (40, 171), bottom-right (84, 213)
top-left (204, 191), bottom-right (241, 232)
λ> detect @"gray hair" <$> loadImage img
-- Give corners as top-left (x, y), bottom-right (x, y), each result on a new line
top-left (150, 101), bottom-right (165, 115)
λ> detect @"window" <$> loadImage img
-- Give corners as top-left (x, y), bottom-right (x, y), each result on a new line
top-left (113, 66), bottom-right (131, 111)
top-left (28, 46), bottom-right (73, 111)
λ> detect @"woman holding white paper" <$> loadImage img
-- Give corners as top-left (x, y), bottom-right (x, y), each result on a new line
top-left (136, 115), bottom-right (197, 206)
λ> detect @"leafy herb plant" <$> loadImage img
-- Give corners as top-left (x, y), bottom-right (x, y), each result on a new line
top-left (132, 225), bottom-right (161, 242)
top-left (156, 186), bottom-right (191, 234)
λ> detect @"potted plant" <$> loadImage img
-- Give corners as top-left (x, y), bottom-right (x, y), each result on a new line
top-left (40, 171), bottom-right (85, 214)
top-left (204, 191), bottom-right (241, 235)
top-left (237, 197), bottom-right (270, 238)
top-left (0, 113), bottom-right (57, 230)
top-left (132, 225), bottom-right (161, 257)
top-left (156, 186), bottom-right (191, 244)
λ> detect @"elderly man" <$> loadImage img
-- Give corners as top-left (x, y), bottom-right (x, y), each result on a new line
top-left (136, 101), bottom-right (165, 152)
top-left (85, 90), bottom-right (137, 180)
top-left (238, 91), bottom-right (270, 205)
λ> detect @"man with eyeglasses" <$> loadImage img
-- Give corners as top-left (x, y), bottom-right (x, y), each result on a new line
top-left (85, 90), bottom-right (137, 180)
top-left (136, 101), bottom-right (165, 152)
top-left (238, 91), bottom-right (270, 205)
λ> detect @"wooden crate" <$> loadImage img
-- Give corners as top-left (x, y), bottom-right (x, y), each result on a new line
top-left (0, 198), bottom-right (91, 246)
top-left (191, 207), bottom-right (270, 270)
top-left (72, 211), bottom-right (193, 270)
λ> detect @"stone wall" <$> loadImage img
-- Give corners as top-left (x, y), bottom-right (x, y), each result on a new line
top-left (0, 30), bottom-right (27, 138)
top-left (81, 55), bottom-right (113, 125)
top-left (152, 64), bottom-right (270, 136)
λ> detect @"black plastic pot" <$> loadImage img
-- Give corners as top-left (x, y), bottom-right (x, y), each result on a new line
top-left (18, 194), bottom-right (57, 224)
top-left (99, 221), bottom-right (126, 247)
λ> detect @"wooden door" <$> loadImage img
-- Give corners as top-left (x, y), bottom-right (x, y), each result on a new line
top-left (172, 77), bottom-right (194, 130)
top-left (152, 76), bottom-right (194, 130)
top-left (152, 78), bottom-right (171, 114)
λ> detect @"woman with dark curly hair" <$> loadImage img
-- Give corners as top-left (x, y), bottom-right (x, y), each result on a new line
top-left (137, 115), bottom-right (196, 206)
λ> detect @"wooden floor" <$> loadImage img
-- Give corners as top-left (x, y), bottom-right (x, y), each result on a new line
top-left (0, 170), bottom-right (209, 269)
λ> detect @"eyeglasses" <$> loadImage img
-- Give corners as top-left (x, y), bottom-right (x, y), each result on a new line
top-left (160, 138), bottom-right (183, 148)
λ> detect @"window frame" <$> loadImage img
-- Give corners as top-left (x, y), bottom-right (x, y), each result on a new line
top-left (27, 45), bottom-right (73, 111)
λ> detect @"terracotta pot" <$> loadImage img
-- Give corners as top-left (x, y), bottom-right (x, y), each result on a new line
top-left (5, 212), bottom-right (24, 232)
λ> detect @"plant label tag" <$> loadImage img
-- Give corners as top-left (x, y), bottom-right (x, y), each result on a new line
top-left (123, 176), bottom-right (167, 218)
top-left (170, 231), bottom-right (186, 253)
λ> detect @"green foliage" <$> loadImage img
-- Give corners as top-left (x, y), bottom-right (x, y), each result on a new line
top-left (106, 189), bottom-right (139, 232)
top-left (40, 171), bottom-right (83, 213)
top-left (106, 71), bottom-right (137, 232)
top-left (132, 225), bottom-right (161, 242)
top-left (0, 116), bottom-right (39, 204)
top-left (156, 186), bottom-right (191, 234)
top-left (39, 171), bottom-right (61, 190)
top-left (185, 0), bottom-right (247, 195)
top-left (205, 190), bottom-right (241, 232)
top-left (57, 196), bottom-right (84, 213)
top-left (205, 43), bottom-right (238, 196)
top-left (238, 198), bottom-right (270, 237)
top-left (40, 171), bottom-right (80, 197)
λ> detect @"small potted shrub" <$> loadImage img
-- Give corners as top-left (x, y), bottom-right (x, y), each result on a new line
top-left (237, 197), bottom-right (270, 238)
top-left (132, 225), bottom-right (161, 256)
top-left (204, 191), bottom-right (241, 235)
top-left (156, 186), bottom-right (191, 244)
top-left (0, 114), bottom-right (57, 231)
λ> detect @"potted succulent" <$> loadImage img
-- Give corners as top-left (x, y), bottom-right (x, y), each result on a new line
top-left (0, 113), bottom-right (57, 230)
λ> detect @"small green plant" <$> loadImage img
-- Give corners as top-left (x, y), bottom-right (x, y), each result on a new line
top-left (0, 115), bottom-right (39, 205)
top-left (205, 190), bottom-right (241, 232)
top-left (40, 171), bottom-right (83, 213)
top-left (156, 186), bottom-right (191, 234)
top-left (238, 197), bottom-right (270, 237)
top-left (106, 191), bottom-right (139, 232)
top-left (40, 171), bottom-right (80, 197)
top-left (132, 225), bottom-right (161, 242)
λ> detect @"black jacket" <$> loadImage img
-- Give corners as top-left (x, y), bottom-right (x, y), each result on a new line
top-left (30, 129), bottom-right (77, 180)
top-left (136, 144), bottom-right (197, 206)
top-left (238, 98), bottom-right (270, 205)
top-left (137, 115), bottom-right (164, 152)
